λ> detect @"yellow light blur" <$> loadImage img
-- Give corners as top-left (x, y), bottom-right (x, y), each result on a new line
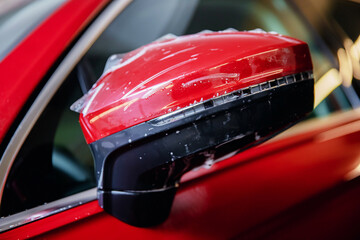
top-left (316, 120), bottom-right (360, 142)
top-left (349, 36), bottom-right (360, 80)
top-left (314, 35), bottom-right (360, 108)
top-left (314, 68), bottom-right (342, 108)
top-left (89, 98), bottom-right (138, 124)
top-left (338, 46), bottom-right (352, 87)
top-left (345, 159), bottom-right (360, 181)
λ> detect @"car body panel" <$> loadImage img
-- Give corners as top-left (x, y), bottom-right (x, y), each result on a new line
top-left (2, 109), bottom-right (360, 239)
top-left (0, 0), bottom-right (108, 143)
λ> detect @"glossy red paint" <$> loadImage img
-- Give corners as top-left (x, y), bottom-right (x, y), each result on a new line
top-left (0, 201), bottom-right (103, 240)
top-left (79, 32), bottom-right (312, 143)
top-left (4, 110), bottom-right (359, 239)
top-left (0, 0), bottom-right (108, 143)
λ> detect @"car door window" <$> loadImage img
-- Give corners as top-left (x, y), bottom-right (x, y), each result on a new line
top-left (0, 69), bottom-right (96, 217)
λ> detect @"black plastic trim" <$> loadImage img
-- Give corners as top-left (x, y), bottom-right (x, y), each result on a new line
top-left (90, 73), bottom-right (314, 227)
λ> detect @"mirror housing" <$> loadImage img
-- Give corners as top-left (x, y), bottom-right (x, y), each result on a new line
top-left (75, 31), bottom-right (314, 227)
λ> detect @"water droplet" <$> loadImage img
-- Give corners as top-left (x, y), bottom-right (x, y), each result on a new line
top-left (128, 139), bottom-right (132, 143)
top-left (170, 152), bottom-right (174, 156)
top-left (184, 144), bottom-right (190, 153)
top-left (139, 157), bottom-right (142, 159)
top-left (144, 133), bottom-right (148, 137)
top-left (176, 130), bottom-right (180, 134)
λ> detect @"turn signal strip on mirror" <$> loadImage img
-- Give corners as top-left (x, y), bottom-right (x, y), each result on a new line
top-left (152, 71), bottom-right (314, 127)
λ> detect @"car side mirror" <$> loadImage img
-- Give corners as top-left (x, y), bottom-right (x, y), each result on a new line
top-left (73, 30), bottom-right (314, 227)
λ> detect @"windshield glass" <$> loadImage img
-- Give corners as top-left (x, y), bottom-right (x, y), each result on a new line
top-left (0, 0), bottom-right (66, 61)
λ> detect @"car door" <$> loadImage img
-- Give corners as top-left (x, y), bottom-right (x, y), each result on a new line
top-left (1, 0), bottom-right (360, 239)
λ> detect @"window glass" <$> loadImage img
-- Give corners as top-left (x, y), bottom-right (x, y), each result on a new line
top-left (1, 70), bottom-right (95, 217)
top-left (0, 0), bottom-right (66, 61)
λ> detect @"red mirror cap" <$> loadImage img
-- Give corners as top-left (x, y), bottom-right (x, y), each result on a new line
top-left (79, 31), bottom-right (313, 143)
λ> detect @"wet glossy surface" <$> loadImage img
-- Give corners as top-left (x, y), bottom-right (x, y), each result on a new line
top-left (4, 110), bottom-right (360, 239)
top-left (79, 31), bottom-right (312, 143)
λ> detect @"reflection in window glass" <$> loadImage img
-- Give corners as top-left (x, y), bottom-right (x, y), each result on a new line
top-left (0, 0), bottom-right (66, 60)
top-left (1, 70), bottom-right (95, 217)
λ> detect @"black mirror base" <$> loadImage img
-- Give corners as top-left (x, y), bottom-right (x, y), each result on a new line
top-left (98, 187), bottom-right (177, 227)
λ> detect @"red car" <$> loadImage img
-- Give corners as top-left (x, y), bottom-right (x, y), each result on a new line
top-left (0, 0), bottom-right (359, 239)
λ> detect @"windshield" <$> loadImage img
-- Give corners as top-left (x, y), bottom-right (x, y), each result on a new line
top-left (0, 0), bottom-right (66, 61)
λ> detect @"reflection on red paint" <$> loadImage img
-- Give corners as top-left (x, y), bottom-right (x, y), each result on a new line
top-left (79, 31), bottom-right (312, 143)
